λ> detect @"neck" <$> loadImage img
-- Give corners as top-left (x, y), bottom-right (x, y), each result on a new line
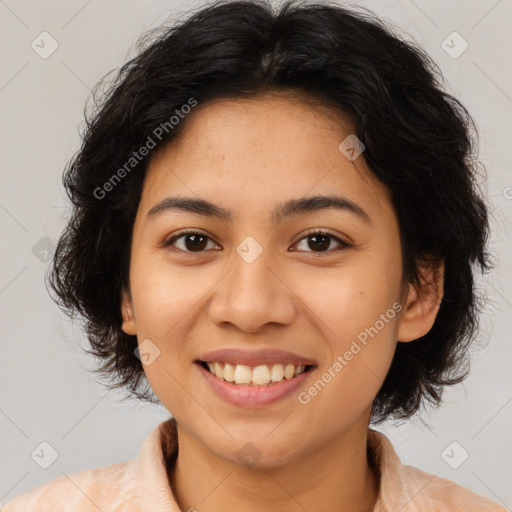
top-left (168, 414), bottom-right (379, 512)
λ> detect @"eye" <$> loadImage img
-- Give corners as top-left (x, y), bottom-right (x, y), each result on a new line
top-left (292, 229), bottom-right (351, 256)
top-left (163, 229), bottom-right (220, 253)
top-left (163, 228), bottom-right (351, 255)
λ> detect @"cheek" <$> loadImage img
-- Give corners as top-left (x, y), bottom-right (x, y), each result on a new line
top-left (299, 246), bottom-right (402, 393)
top-left (129, 256), bottom-right (202, 337)
top-left (295, 273), bottom-right (400, 425)
top-left (130, 271), bottom-right (194, 412)
top-left (127, 258), bottom-right (198, 396)
top-left (306, 260), bottom-right (401, 347)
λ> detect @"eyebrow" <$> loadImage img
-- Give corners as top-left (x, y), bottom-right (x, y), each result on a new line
top-left (146, 194), bottom-right (371, 225)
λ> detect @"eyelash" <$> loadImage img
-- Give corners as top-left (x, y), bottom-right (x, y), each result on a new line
top-left (163, 228), bottom-right (351, 256)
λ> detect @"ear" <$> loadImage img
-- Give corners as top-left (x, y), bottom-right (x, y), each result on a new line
top-left (397, 258), bottom-right (444, 343)
top-left (121, 288), bottom-right (137, 336)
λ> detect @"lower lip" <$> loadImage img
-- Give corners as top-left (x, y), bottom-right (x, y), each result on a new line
top-left (196, 363), bottom-right (315, 408)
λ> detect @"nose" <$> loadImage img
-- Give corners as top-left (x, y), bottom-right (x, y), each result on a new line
top-left (208, 252), bottom-right (296, 333)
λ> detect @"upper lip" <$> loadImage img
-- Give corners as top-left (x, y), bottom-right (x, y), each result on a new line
top-left (197, 348), bottom-right (317, 367)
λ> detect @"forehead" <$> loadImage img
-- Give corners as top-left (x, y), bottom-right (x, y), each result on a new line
top-left (139, 93), bottom-right (393, 222)
top-left (153, 92), bottom-right (354, 167)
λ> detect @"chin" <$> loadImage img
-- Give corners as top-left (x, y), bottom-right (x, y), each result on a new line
top-left (211, 435), bottom-right (304, 470)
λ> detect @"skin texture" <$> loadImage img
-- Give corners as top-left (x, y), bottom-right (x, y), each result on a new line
top-left (121, 92), bottom-right (443, 512)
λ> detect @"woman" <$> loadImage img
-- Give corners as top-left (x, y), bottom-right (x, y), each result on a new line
top-left (4, 0), bottom-right (506, 510)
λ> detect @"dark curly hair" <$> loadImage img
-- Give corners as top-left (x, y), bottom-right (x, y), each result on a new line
top-left (47, 0), bottom-right (490, 425)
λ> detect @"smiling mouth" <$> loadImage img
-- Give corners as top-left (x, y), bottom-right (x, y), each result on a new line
top-left (196, 360), bottom-right (315, 386)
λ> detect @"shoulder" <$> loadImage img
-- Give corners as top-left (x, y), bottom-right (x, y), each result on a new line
top-left (394, 463), bottom-right (508, 511)
top-left (368, 429), bottom-right (508, 512)
top-left (1, 460), bottom-right (136, 512)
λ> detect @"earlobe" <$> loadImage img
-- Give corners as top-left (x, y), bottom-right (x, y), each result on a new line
top-left (397, 260), bottom-right (444, 343)
top-left (121, 289), bottom-right (137, 336)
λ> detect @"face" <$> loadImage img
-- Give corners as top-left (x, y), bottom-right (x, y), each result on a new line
top-left (121, 93), bottom-right (418, 467)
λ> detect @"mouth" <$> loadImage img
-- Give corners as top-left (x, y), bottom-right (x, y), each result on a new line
top-left (194, 359), bottom-right (317, 408)
top-left (195, 360), bottom-right (316, 386)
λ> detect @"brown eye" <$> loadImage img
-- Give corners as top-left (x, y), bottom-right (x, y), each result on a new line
top-left (164, 231), bottom-right (218, 252)
top-left (293, 230), bottom-right (351, 255)
top-left (163, 229), bottom-right (350, 256)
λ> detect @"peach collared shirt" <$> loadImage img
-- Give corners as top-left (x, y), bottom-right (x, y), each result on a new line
top-left (2, 417), bottom-right (507, 511)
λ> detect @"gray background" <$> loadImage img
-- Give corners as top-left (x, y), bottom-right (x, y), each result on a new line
top-left (1, 0), bottom-right (511, 507)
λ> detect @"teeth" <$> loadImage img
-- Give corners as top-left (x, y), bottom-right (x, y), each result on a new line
top-left (214, 362), bottom-right (224, 379)
top-left (270, 364), bottom-right (284, 382)
top-left (294, 364), bottom-right (305, 377)
top-left (252, 365), bottom-right (270, 385)
top-left (284, 364), bottom-right (295, 380)
top-left (233, 364), bottom-right (252, 384)
top-left (203, 361), bottom-right (309, 385)
top-left (223, 362), bottom-right (235, 382)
